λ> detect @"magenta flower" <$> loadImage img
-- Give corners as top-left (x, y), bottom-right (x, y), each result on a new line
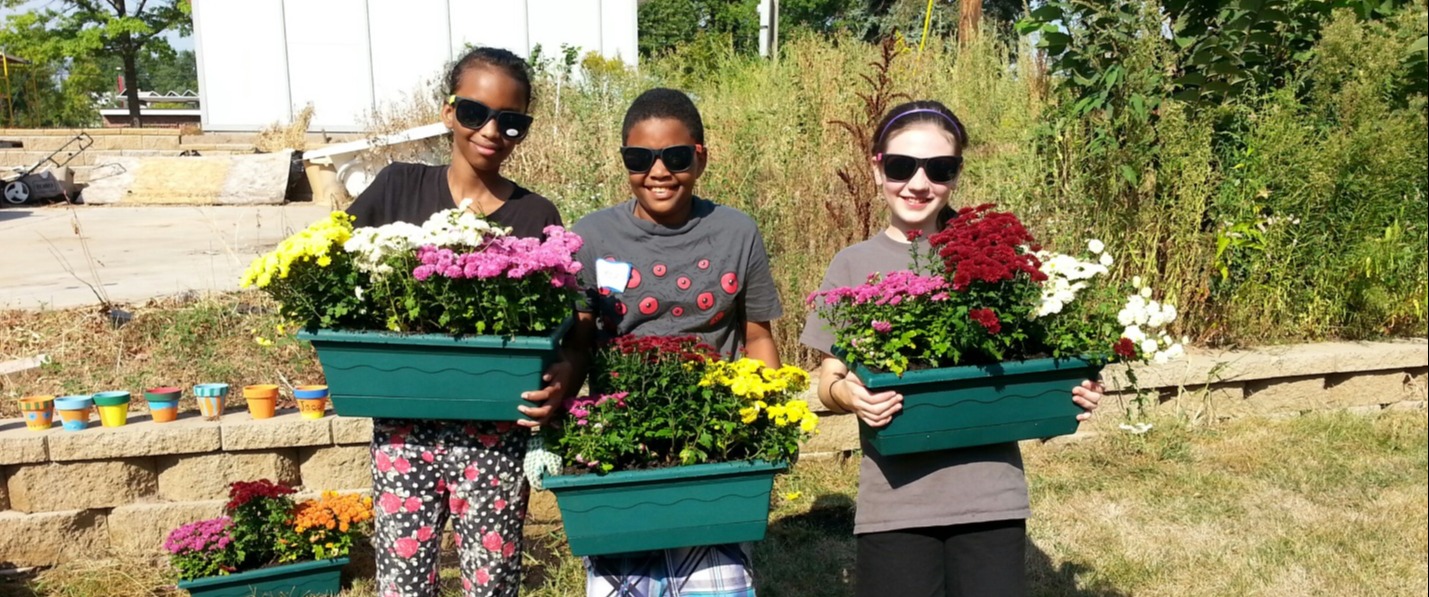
top-left (872, 320), bottom-right (892, 333)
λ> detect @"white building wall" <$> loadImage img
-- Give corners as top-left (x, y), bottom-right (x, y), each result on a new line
top-left (193, 0), bottom-right (638, 132)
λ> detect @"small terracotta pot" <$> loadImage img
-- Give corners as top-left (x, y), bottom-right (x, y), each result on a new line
top-left (91, 391), bottom-right (131, 428)
top-left (17, 395), bottom-right (56, 431)
top-left (193, 383), bottom-right (229, 420)
top-left (54, 395), bottom-right (94, 431)
top-left (144, 386), bottom-right (183, 423)
top-left (244, 384), bottom-right (279, 420)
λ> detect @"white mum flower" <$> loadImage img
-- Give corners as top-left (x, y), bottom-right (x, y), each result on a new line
top-left (1123, 325), bottom-right (1146, 344)
top-left (1163, 304), bottom-right (1178, 323)
top-left (1087, 239), bottom-right (1105, 254)
top-left (1140, 286), bottom-right (1153, 299)
top-left (1141, 338), bottom-right (1159, 355)
top-left (1099, 252), bottom-right (1114, 267)
top-left (1132, 275), bottom-right (1143, 288)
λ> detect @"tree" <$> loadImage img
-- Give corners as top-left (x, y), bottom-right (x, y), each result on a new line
top-left (0, 11), bottom-right (106, 127)
top-left (3, 0), bottom-right (192, 127)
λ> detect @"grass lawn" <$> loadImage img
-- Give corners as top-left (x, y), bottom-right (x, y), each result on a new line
top-left (5, 410), bottom-right (1424, 597)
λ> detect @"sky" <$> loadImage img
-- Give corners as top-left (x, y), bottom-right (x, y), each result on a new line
top-left (0, 0), bottom-right (195, 53)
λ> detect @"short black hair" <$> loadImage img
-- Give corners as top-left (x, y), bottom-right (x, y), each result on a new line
top-left (447, 46), bottom-right (533, 108)
top-left (621, 87), bottom-right (705, 144)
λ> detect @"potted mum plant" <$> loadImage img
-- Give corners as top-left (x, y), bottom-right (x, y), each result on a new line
top-left (240, 205), bottom-right (583, 420)
top-left (808, 204), bottom-right (1184, 455)
top-left (539, 335), bottom-right (817, 556)
top-left (166, 480), bottom-right (373, 597)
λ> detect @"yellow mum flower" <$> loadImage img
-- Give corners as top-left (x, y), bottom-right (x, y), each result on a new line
top-left (739, 406), bottom-right (759, 424)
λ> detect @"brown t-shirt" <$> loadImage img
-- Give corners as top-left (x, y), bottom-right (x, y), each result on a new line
top-left (800, 231), bottom-right (1032, 534)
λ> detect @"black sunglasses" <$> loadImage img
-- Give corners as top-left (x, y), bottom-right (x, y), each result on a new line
top-left (620, 144), bottom-right (702, 174)
top-left (880, 154), bottom-right (963, 183)
top-left (447, 95), bottom-right (533, 140)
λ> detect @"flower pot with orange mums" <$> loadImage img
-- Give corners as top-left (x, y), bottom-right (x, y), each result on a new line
top-left (166, 479), bottom-right (373, 597)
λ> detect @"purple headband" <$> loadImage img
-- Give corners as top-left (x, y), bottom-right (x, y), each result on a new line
top-left (875, 108), bottom-right (964, 146)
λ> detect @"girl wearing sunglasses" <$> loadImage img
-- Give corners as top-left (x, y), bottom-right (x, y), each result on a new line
top-left (345, 47), bottom-right (562, 597)
top-left (800, 100), bottom-right (1106, 597)
top-left (554, 87), bottom-right (784, 596)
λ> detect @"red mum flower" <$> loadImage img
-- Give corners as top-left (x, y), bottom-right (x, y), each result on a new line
top-left (969, 308), bottom-right (1002, 334)
top-left (1113, 337), bottom-right (1137, 359)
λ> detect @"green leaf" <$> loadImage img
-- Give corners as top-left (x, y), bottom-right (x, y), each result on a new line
top-left (1409, 36), bottom-right (1428, 56)
top-left (1119, 165), bottom-right (1139, 185)
top-left (1030, 4), bottom-right (1064, 21)
top-left (1042, 31), bottom-right (1072, 47)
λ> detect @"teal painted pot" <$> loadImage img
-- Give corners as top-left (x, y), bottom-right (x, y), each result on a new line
top-left (175, 557), bottom-right (348, 597)
top-left (297, 317), bottom-right (571, 421)
top-left (852, 357), bottom-right (1104, 455)
top-left (193, 383), bottom-right (229, 419)
top-left (543, 460), bottom-right (785, 556)
top-left (54, 395), bottom-right (94, 431)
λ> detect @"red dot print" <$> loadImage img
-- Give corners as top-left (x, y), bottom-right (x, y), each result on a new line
top-left (697, 259), bottom-right (711, 270)
top-left (721, 272), bottom-right (739, 294)
top-left (598, 287), bottom-right (611, 296)
top-left (639, 297), bottom-right (660, 315)
top-left (653, 264), bottom-right (667, 277)
top-left (614, 302), bottom-right (628, 316)
top-left (677, 276), bottom-right (692, 290)
top-left (627, 268), bottom-right (642, 290)
top-left (672, 306), bottom-right (685, 317)
top-left (709, 311), bottom-right (726, 326)
top-left (697, 292), bottom-right (715, 310)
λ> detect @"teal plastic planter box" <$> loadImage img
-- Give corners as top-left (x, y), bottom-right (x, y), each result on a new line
top-left (853, 357), bottom-right (1103, 455)
top-left (543, 460), bottom-right (786, 556)
top-left (176, 557), bottom-right (347, 597)
top-left (297, 318), bottom-right (571, 421)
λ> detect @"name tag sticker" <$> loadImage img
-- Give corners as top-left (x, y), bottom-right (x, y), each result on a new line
top-left (596, 259), bottom-right (634, 294)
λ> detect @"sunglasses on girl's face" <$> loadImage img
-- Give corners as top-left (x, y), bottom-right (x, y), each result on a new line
top-left (447, 95), bottom-right (533, 140)
top-left (880, 154), bottom-right (963, 184)
top-left (620, 144), bottom-right (702, 174)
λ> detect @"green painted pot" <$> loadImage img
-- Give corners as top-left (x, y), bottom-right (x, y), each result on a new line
top-left (296, 318), bottom-right (571, 421)
top-left (852, 357), bottom-right (1104, 455)
top-left (175, 557), bottom-right (347, 597)
top-left (543, 460), bottom-right (785, 556)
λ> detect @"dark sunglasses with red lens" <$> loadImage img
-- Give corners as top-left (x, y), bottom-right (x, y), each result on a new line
top-left (620, 144), bottom-right (702, 173)
top-left (447, 95), bottom-right (533, 140)
top-left (879, 154), bottom-right (963, 183)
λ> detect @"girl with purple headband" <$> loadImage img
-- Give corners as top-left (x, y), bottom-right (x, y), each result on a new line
top-left (800, 100), bottom-right (1106, 597)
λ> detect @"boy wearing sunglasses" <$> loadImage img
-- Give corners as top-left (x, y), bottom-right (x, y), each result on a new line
top-left (800, 101), bottom-right (1106, 597)
top-left (556, 87), bottom-right (784, 596)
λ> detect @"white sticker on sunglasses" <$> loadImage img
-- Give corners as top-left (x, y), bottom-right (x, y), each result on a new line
top-left (506, 129), bottom-right (520, 137)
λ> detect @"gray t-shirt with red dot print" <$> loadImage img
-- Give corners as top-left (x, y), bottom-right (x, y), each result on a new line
top-left (573, 196), bottom-right (783, 358)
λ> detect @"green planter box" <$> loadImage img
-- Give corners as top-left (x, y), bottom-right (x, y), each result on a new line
top-left (854, 357), bottom-right (1103, 455)
top-left (176, 557), bottom-right (348, 597)
top-left (543, 460), bottom-right (786, 556)
top-left (297, 318), bottom-right (571, 421)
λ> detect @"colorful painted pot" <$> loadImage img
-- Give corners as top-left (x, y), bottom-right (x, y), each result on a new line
top-left (193, 383), bottom-right (229, 419)
top-left (17, 395), bottom-right (56, 431)
top-left (91, 391), bottom-right (131, 428)
top-left (243, 384), bottom-right (279, 419)
top-left (53, 395), bottom-right (94, 431)
top-left (294, 385), bottom-right (329, 420)
top-left (144, 386), bottom-right (183, 423)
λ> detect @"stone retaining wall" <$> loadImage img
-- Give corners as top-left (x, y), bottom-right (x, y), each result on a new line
top-left (1, 340), bottom-right (1424, 568)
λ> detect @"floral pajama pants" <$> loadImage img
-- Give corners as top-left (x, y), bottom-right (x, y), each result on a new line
top-left (371, 419), bottom-right (530, 597)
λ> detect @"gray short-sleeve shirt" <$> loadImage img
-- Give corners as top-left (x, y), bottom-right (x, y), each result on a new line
top-left (573, 197), bottom-right (783, 357)
top-left (800, 231), bottom-right (1032, 534)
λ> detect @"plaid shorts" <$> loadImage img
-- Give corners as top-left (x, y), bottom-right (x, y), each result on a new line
top-left (584, 543), bottom-right (757, 597)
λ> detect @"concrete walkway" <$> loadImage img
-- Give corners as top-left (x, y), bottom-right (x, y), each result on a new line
top-left (0, 203), bottom-right (332, 310)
